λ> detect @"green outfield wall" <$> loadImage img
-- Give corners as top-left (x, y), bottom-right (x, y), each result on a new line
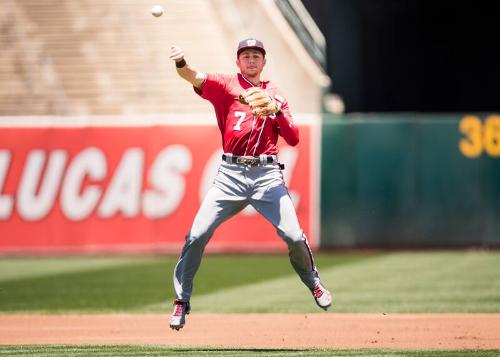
top-left (320, 113), bottom-right (500, 248)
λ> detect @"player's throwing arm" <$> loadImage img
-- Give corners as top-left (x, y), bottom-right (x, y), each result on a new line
top-left (169, 45), bottom-right (206, 89)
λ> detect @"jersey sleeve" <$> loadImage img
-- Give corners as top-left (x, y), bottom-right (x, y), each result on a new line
top-left (275, 97), bottom-right (299, 146)
top-left (193, 73), bottom-right (229, 106)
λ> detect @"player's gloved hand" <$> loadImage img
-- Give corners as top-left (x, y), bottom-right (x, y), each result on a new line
top-left (238, 87), bottom-right (279, 117)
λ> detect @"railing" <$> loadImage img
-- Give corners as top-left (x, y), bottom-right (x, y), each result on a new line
top-left (274, 0), bottom-right (327, 71)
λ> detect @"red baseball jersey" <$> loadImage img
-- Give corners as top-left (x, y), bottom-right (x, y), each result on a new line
top-left (194, 73), bottom-right (299, 156)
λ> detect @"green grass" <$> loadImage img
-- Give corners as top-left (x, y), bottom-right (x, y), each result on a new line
top-left (0, 254), bottom-right (360, 312)
top-left (312, 251), bottom-right (500, 313)
top-left (0, 346), bottom-right (498, 357)
top-left (185, 251), bottom-right (500, 313)
top-left (0, 257), bottom-right (144, 281)
top-left (0, 251), bottom-right (499, 313)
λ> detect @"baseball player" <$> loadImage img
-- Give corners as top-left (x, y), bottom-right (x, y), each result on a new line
top-left (168, 38), bottom-right (332, 330)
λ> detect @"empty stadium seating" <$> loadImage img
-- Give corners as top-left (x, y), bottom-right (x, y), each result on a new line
top-left (0, 0), bottom-right (326, 116)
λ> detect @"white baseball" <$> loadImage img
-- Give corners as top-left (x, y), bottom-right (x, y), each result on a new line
top-left (151, 5), bottom-right (164, 17)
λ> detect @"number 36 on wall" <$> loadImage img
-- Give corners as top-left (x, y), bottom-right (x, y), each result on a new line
top-left (459, 115), bottom-right (500, 158)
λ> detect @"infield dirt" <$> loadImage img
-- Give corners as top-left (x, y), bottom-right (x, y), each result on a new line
top-left (1, 313), bottom-right (499, 349)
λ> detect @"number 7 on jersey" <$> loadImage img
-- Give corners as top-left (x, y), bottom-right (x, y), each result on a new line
top-left (233, 111), bottom-right (246, 131)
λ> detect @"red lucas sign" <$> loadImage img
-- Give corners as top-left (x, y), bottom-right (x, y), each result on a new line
top-left (0, 120), bottom-right (318, 253)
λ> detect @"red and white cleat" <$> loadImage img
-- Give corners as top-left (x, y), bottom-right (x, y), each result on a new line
top-left (311, 282), bottom-right (332, 310)
top-left (169, 299), bottom-right (190, 330)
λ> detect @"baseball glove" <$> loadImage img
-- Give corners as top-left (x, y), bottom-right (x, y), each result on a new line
top-left (238, 87), bottom-right (279, 117)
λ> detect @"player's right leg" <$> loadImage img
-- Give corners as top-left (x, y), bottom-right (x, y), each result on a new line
top-left (173, 188), bottom-right (247, 302)
top-left (170, 178), bottom-right (247, 330)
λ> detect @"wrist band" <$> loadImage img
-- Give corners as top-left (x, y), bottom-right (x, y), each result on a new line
top-left (176, 59), bottom-right (186, 68)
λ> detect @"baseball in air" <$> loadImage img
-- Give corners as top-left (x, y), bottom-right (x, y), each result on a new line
top-left (151, 5), bottom-right (164, 17)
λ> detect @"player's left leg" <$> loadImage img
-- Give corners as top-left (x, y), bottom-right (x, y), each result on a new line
top-left (249, 166), bottom-right (332, 310)
top-left (251, 182), bottom-right (318, 285)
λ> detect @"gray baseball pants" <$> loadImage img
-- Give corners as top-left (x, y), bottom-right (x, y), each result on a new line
top-left (173, 159), bottom-right (320, 302)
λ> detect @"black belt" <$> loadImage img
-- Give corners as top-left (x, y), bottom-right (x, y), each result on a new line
top-left (222, 154), bottom-right (284, 169)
